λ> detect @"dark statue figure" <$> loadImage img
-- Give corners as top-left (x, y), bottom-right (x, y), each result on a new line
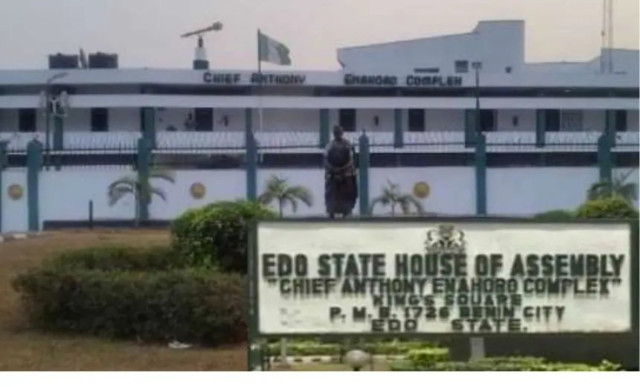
top-left (324, 126), bottom-right (358, 218)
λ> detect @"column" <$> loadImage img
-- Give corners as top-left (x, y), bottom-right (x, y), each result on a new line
top-left (137, 138), bottom-right (151, 222)
top-left (245, 108), bottom-right (257, 201)
top-left (0, 141), bottom-right (7, 233)
top-left (474, 133), bottom-right (487, 216)
top-left (535, 109), bottom-right (546, 148)
top-left (394, 109), bottom-right (403, 148)
top-left (26, 139), bottom-right (43, 231)
top-left (141, 107), bottom-right (156, 148)
top-left (319, 109), bottom-right (329, 148)
top-left (358, 134), bottom-right (370, 216)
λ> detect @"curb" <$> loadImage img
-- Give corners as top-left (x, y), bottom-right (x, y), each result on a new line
top-left (0, 232), bottom-right (42, 243)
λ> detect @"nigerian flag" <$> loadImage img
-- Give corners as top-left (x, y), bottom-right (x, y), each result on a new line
top-left (258, 30), bottom-right (291, 65)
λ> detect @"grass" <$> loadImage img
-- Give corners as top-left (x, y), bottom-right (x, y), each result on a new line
top-left (0, 228), bottom-right (247, 371)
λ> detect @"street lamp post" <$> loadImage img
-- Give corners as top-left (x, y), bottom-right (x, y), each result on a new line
top-left (42, 72), bottom-right (68, 169)
top-left (472, 61), bottom-right (482, 137)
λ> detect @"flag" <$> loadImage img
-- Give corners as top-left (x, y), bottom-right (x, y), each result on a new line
top-left (258, 31), bottom-right (291, 65)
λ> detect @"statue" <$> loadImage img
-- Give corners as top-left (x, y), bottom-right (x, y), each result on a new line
top-left (324, 126), bottom-right (358, 218)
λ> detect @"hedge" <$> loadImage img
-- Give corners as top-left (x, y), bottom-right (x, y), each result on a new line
top-left (171, 200), bottom-right (277, 273)
top-left (43, 245), bottom-right (185, 272)
top-left (11, 268), bottom-right (246, 346)
top-left (265, 339), bottom-right (441, 357)
top-left (576, 196), bottom-right (639, 220)
top-left (389, 356), bottom-right (621, 371)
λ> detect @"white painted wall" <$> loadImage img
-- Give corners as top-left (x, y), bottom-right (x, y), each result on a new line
top-left (369, 167), bottom-right (476, 215)
top-left (156, 107), bottom-right (190, 132)
top-left (214, 108), bottom-right (244, 132)
top-left (338, 21), bottom-right (524, 74)
top-left (65, 108), bottom-right (90, 131)
top-left (356, 109), bottom-right (394, 132)
top-left (148, 170), bottom-right (246, 220)
top-left (257, 168), bottom-right (329, 216)
top-left (1, 168), bottom-right (28, 232)
top-left (581, 110), bottom-right (606, 131)
top-left (109, 108), bottom-right (138, 132)
top-left (497, 109), bottom-right (536, 131)
top-left (39, 168), bottom-right (138, 228)
top-left (487, 167), bottom-right (600, 215)
top-left (251, 109), bottom-right (319, 132)
top-left (425, 109), bottom-right (465, 131)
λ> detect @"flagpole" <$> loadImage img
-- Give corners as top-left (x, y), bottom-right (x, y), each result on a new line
top-left (257, 29), bottom-right (264, 133)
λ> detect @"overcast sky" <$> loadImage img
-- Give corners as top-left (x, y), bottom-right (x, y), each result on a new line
top-left (0, 0), bottom-right (637, 71)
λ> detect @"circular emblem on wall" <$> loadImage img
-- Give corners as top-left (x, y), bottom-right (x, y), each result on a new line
top-left (190, 183), bottom-right (206, 199)
top-left (7, 184), bottom-right (23, 200)
top-left (413, 181), bottom-right (430, 199)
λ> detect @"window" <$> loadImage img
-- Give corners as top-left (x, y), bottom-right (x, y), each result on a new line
top-left (455, 60), bottom-right (469, 74)
top-left (479, 110), bottom-right (496, 132)
top-left (546, 109), bottom-right (560, 132)
top-left (408, 109), bottom-right (425, 132)
top-left (91, 108), bottom-right (109, 132)
top-left (194, 108), bottom-right (213, 132)
top-left (18, 109), bottom-right (36, 132)
top-left (615, 110), bottom-right (627, 132)
top-left (339, 109), bottom-right (356, 132)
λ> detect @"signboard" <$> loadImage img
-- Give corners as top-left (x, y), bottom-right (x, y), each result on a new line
top-left (249, 219), bottom-right (636, 336)
top-left (201, 71), bottom-right (463, 87)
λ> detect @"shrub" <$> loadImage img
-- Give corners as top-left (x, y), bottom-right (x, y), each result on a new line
top-left (405, 348), bottom-right (450, 367)
top-left (533, 209), bottom-right (575, 221)
top-left (576, 196), bottom-right (639, 220)
top-left (43, 245), bottom-right (186, 272)
top-left (389, 356), bottom-right (621, 371)
top-left (11, 268), bottom-right (246, 346)
top-left (171, 200), bottom-right (277, 273)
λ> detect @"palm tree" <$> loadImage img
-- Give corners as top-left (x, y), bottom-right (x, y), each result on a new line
top-left (587, 169), bottom-right (638, 204)
top-left (108, 169), bottom-right (176, 226)
top-left (370, 179), bottom-right (425, 216)
top-left (258, 175), bottom-right (313, 217)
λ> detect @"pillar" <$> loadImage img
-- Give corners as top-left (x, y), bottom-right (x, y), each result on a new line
top-left (137, 138), bottom-right (151, 221)
top-left (535, 110), bottom-right (546, 148)
top-left (394, 109), bottom-right (403, 148)
top-left (464, 109), bottom-right (477, 147)
top-left (0, 141), bottom-right (7, 233)
top-left (319, 109), bottom-right (330, 148)
top-left (605, 110), bottom-right (617, 147)
top-left (358, 134), bottom-right (370, 216)
top-left (474, 133), bottom-right (487, 216)
top-left (141, 107), bottom-right (156, 148)
top-left (246, 108), bottom-right (257, 201)
top-left (597, 132), bottom-right (613, 183)
top-left (26, 139), bottom-right (43, 232)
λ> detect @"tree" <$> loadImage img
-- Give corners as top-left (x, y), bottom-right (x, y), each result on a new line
top-left (258, 175), bottom-right (313, 217)
top-left (587, 169), bottom-right (638, 204)
top-left (370, 179), bottom-right (425, 216)
top-left (108, 169), bottom-right (176, 226)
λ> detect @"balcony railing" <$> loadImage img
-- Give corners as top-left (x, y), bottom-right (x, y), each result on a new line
top-left (1, 129), bottom-right (638, 154)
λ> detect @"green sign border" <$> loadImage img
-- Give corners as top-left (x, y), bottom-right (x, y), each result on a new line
top-left (246, 217), bottom-right (639, 370)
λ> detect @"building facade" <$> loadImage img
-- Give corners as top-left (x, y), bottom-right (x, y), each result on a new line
top-left (0, 20), bottom-right (638, 232)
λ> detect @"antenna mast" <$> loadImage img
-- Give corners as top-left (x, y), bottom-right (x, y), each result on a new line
top-left (601, 0), bottom-right (614, 73)
top-left (181, 21), bottom-right (223, 69)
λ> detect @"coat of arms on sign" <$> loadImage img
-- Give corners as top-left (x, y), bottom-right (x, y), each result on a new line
top-left (425, 224), bottom-right (466, 255)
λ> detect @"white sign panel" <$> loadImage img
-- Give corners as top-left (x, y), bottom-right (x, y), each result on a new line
top-left (255, 221), bottom-right (632, 335)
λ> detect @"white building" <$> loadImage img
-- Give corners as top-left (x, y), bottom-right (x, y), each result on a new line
top-left (0, 20), bottom-right (638, 232)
